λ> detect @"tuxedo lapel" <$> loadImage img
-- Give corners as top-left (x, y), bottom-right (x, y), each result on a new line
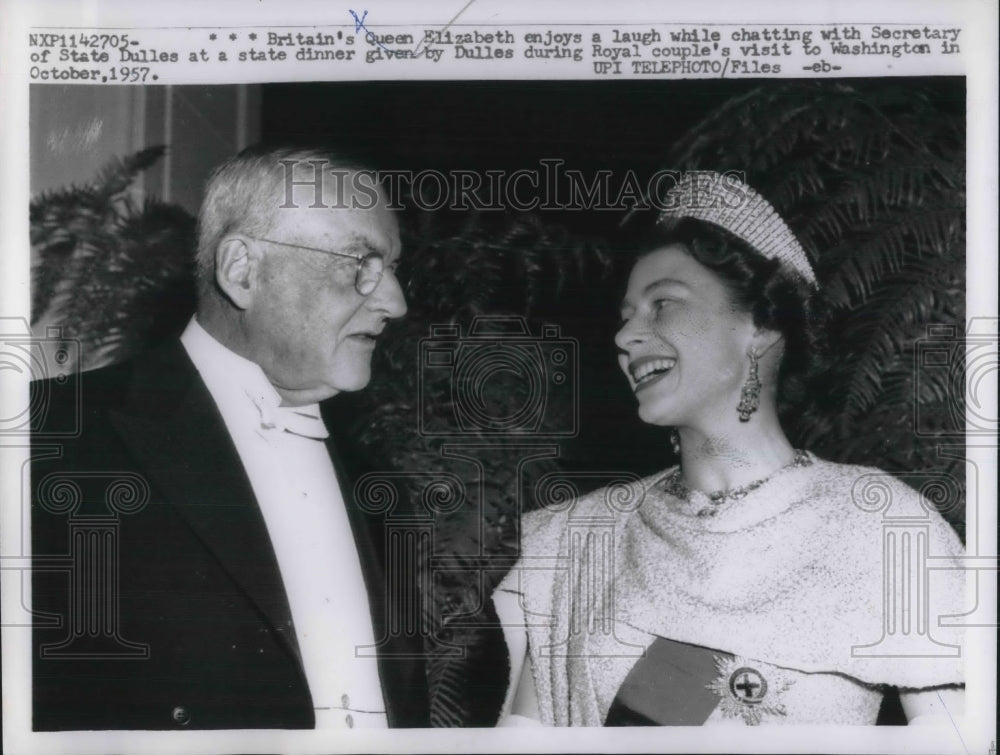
top-left (323, 428), bottom-right (387, 609)
top-left (321, 403), bottom-right (431, 727)
top-left (107, 343), bottom-right (306, 676)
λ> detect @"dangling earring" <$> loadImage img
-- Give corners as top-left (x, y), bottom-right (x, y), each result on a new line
top-left (737, 347), bottom-right (761, 422)
top-left (670, 428), bottom-right (681, 456)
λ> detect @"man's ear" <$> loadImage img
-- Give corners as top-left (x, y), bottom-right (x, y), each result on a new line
top-left (214, 235), bottom-right (261, 310)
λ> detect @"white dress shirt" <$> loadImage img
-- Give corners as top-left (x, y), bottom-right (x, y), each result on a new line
top-left (181, 318), bottom-right (387, 729)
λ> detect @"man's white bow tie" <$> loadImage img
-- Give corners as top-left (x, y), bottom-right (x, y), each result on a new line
top-left (249, 392), bottom-right (330, 440)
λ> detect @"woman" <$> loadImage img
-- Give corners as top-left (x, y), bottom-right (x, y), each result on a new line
top-left (493, 172), bottom-right (966, 726)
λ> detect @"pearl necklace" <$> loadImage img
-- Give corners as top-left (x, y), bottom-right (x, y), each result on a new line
top-left (663, 450), bottom-right (813, 517)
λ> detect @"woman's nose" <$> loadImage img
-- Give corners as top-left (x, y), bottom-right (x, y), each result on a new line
top-left (614, 318), bottom-right (645, 352)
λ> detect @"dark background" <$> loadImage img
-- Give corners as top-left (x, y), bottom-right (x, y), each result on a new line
top-left (260, 77), bottom-right (966, 478)
top-left (260, 78), bottom-right (964, 238)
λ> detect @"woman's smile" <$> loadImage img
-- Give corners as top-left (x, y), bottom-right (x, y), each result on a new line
top-left (627, 355), bottom-right (677, 391)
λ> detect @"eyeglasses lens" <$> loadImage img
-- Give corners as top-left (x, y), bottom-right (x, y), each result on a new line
top-left (356, 254), bottom-right (384, 295)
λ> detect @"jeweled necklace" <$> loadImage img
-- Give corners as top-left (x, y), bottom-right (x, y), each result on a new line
top-left (663, 450), bottom-right (812, 516)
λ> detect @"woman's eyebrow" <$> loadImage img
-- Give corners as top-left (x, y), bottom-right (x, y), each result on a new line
top-left (641, 277), bottom-right (689, 296)
top-left (620, 277), bottom-right (690, 312)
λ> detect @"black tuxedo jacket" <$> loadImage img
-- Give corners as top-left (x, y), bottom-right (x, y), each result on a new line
top-left (31, 342), bottom-right (430, 730)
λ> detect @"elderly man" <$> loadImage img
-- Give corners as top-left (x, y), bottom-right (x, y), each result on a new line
top-left (31, 146), bottom-right (427, 729)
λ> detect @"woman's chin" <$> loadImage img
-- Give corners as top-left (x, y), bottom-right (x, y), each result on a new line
top-left (636, 402), bottom-right (678, 427)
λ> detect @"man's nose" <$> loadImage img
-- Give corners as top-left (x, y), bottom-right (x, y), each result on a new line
top-left (369, 269), bottom-right (407, 319)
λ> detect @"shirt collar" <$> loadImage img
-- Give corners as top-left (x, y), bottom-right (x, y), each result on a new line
top-left (180, 317), bottom-right (329, 440)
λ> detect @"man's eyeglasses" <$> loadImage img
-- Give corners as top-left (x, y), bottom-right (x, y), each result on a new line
top-left (248, 236), bottom-right (386, 296)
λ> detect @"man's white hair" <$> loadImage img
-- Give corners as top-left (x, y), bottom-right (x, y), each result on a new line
top-left (194, 145), bottom-right (371, 300)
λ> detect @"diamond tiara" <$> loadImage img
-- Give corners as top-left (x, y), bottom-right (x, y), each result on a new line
top-left (657, 172), bottom-right (818, 287)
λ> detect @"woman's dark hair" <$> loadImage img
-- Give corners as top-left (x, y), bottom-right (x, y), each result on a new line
top-left (620, 214), bottom-right (828, 423)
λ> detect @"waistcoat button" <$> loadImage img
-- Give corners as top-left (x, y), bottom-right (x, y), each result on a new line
top-left (171, 706), bottom-right (191, 725)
